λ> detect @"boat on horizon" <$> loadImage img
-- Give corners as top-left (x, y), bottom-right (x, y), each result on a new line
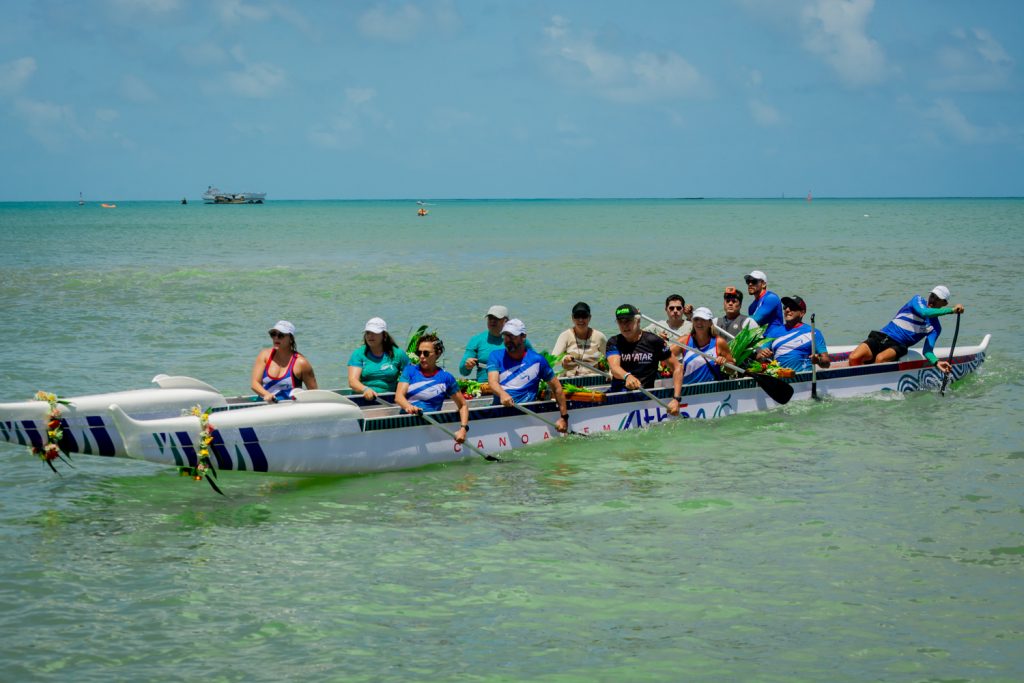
top-left (0, 337), bottom-right (990, 477)
top-left (202, 186), bottom-right (265, 204)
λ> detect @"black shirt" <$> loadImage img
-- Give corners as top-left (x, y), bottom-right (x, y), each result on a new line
top-left (606, 331), bottom-right (672, 390)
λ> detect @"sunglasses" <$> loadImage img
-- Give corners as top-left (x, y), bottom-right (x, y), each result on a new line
top-left (269, 331), bottom-right (287, 339)
top-left (573, 314), bottom-right (590, 320)
top-left (417, 349), bottom-right (434, 357)
top-left (667, 305), bottom-right (684, 311)
top-left (724, 296), bottom-right (741, 303)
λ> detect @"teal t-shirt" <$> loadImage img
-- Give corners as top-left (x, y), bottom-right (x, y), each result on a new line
top-left (347, 346), bottom-right (410, 392)
top-left (459, 331), bottom-right (534, 382)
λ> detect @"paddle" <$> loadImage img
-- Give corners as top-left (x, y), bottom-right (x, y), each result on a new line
top-left (641, 314), bottom-right (793, 405)
top-left (569, 356), bottom-right (674, 412)
top-left (939, 312), bottom-right (961, 397)
top-left (810, 313), bottom-right (819, 400)
top-left (506, 401), bottom-right (587, 437)
top-left (374, 397), bottom-right (499, 462)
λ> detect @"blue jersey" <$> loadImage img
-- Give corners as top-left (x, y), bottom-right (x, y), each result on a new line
top-left (749, 290), bottom-right (786, 338)
top-left (460, 332), bottom-right (534, 382)
top-left (681, 336), bottom-right (720, 384)
top-left (769, 323), bottom-right (828, 371)
top-left (880, 296), bottom-right (943, 348)
top-left (400, 365), bottom-right (459, 412)
top-left (262, 352), bottom-right (298, 400)
top-left (487, 347), bottom-right (555, 404)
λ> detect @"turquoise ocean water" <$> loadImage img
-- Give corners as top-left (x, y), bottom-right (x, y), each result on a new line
top-left (1, 198), bottom-right (1022, 681)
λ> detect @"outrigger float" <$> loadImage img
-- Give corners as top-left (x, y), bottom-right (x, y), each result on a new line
top-left (0, 338), bottom-right (989, 477)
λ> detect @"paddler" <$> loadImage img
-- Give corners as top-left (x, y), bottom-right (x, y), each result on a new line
top-left (848, 286), bottom-right (965, 374)
top-left (251, 320), bottom-right (318, 403)
top-left (394, 333), bottom-right (469, 445)
top-left (754, 295), bottom-right (830, 371)
top-left (347, 317), bottom-right (411, 401)
top-left (643, 294), bottom-right (693, 343)
top-left (459, 305), bottom-right (533, 383)
top-left (745, 270), bottom-right (787, 338)
top-left (487, 319), bottom-right (569, 433)
top-left (713, 286), bottom-right (758, 337)
top-left (679, 307), bottom-right (735, 383)
top-left (606, 304), bottom-right (681, 415)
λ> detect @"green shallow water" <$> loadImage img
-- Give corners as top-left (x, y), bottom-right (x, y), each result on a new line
top-left (1, 198), bottom-right (1022, 681)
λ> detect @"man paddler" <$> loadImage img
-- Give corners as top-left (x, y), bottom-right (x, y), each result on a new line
top-left (745, 270), bottom-right (786, 338)
top-left (848, 285), bottom-right (965, 374)
top-left (754, 295), bottom-right (830, 371)
top-left (460, 305), bottom-right (533, 383)
top-left (606, 304), bottom-right (681, 416)
top-left (487, 319), bottom-right (569, 433)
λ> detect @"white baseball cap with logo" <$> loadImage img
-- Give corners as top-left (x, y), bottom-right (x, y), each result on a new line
top-left (364, 317), bottom-right (387, 333)
top-left (500, 318), bottom-right (527, 336)
top-left (270, 320), bottom-right (296, 335)
top-left (930, 285), bottom-right (951, 301)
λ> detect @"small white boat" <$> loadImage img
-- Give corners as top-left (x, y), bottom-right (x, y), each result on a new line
top-left (0, 338), bottom-right (990, 476)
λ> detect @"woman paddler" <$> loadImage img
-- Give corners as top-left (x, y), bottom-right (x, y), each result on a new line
top-left (251, 320), bottom-right (318, 403)
top-left (679, 307), bottom-right (735, 384)
top-left (394, 334), bottom-right (469, 445)
top-left (347, 317), bottom-right (410, 401)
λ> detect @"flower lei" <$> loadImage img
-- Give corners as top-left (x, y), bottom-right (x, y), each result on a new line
top-left (178, 405), bottom-right (224, 495)
top-left (30, 391), bottom-right (72, 474)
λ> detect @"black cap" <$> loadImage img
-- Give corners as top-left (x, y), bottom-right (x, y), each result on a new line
top-left (571, 301), bottom-right (591, 317)
top-left (615, 303), bottom-right (640, 320)
top-left (781, 295), bottom-right (806, 312)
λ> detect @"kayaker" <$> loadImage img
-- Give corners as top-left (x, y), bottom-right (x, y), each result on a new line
top-left (745, 270), bottom-right (787, 338)
top-left (644, 294), bottom-right (693, 343)
top-left (395, 334), bottom-right (469, 445)
top-left (713, 286), bottom-right (758, 338)
top-left (347, 317), bottom-right (410, 401)
top-left (606, 304), bottom-right (682, 415)
top-left (459, 305), bottom-right (533, 383)
top-left (487, 319), bottom-right (569, 433)
top-left (680, 307), bottom-right (735, 383)
top-left (754, 296), bottom-right (830, 371)
top-left (848, 286), bottom-right (965, 373)
top-left (250, 320), bottom-right (318, 403)
top-left (552, 301), bottom-right (608, 377)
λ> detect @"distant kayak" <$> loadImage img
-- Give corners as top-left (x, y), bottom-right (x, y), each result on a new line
top-left (100, 203), bottom-right (116, 209)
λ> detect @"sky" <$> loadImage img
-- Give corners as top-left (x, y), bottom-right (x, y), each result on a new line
top-left (0, 0), bottom-right (1022, 200)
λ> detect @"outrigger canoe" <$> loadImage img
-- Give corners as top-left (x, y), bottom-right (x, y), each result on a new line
top-left (1, 338), bottom-right (989, 476)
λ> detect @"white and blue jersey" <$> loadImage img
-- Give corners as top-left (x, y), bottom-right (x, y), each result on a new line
top-left (681, 336), bottom-right (720, 384)
top-left (880, 296), bottom-right (943, 348)
top-left (749, 290), bottom-right (786, 338)
top-left (400, 365), bottom-right (459, 412)
top-left (487, 347), bottom-right (555, 404)
top-left (262, 353), bottom-right (298, 400)
top-left (768, 323), bottom-right (828, 371)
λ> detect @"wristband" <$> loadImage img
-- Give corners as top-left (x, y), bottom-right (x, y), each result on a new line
top-left (673, 395), bottom-right (682, 402)
top-left (623, 372), bottom-right (632, 380)
top-left (460, 424), bottom-right (469, 431)
top-left (560, 413), bottom-right (569, 420)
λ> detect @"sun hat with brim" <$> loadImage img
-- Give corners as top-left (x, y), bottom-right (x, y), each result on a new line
top-left (500, 318), bottom-right (526, 336)
top-left (364, 317), bottom-right (387, 333)
top-left (615, 304), bottom-right (640, 320)
top-left (270, 320), bottom-right (296, 335)
top-left (692, 307), bottom-right (715, 321)
top-left (930, 285), bottom-right (951, 301)
top-left (780, 296), bottom-right (806, 312)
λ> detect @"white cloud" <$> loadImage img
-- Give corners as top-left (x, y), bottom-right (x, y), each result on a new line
top-left (215, 0), bottom-right (271, 23)
top-left (120, 74), bottom-right (158, 103)
top-left (749, 98), bottom-right (782, 126)
top-left (931, 27), bottom-right (1013, 91)
top-left (357, 2), bottom-right (424, 42)
top-left (179, 41), bottom-right (229, 67)
top-left (228, 62), bottom-right (287, 98)
top-left (540, 15), bottom-right (705, 103)
top-left (108, 0), bottom-right (181, 14)
top-left (95, 108), bottom-right (120, 123)
top-left (800, 0), bottom-right (887, 87)
top-left (924, 98), bottom-right (1021, 147)
top-left (0, 57), bottom-right (36, 93)
top-left (309, 87), bottom-right (392, 150)
top-left (13, 98), bottom-right (87, 150)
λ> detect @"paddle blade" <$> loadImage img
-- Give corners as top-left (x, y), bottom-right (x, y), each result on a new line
top-left (748, 372), bottom-right (794, 405)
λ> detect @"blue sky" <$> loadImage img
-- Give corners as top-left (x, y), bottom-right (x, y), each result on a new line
top-left (0, 0), bottom-right (1021, 200)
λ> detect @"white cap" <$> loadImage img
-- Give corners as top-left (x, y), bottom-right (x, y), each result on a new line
top-left (692, 307), bottom-right (714, 321)
top-left (930, 285), bottom-right (951, 301)
top-left (486, 305), bottom-right (509, 319)
top-left (364, 317), bottom-right (387, 333)
top-left (500, 318), bottom-right (526, 336)
top-left (270, 320), bottom-right (295, 335)
top-left (746, 270), bottom-right (767, 282)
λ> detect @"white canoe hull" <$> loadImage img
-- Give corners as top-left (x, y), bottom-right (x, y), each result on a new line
top-left (99, 338), bottom-right (989, 476)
